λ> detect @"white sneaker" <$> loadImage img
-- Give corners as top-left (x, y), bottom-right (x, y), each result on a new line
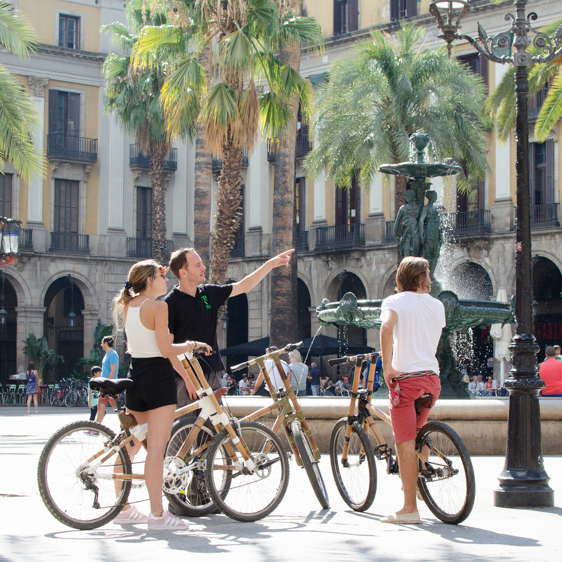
top-left (114, 505), bottom-right (148, 525)
top-left (147, 509), bottom-right (190, 531)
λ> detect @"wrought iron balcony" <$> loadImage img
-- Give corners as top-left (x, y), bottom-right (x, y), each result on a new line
top-left (19, 229), bottom-right (33, 252)
top-left (450, 210), bottom-right (491, 236)
top-left (385, 221), bottom-right (396, 242)
top-left (129, 144), bottom-right (178, 172)
top-left (315, 224), bottom-right (365, 251)
top-left (295, 130), bottom-right (312, 159)
top-left (49, 232), bottom-right (89, 254)
top-left (230, 236), bottom-right (245, 258)
top-left (296, 230), bottom-right (309, 252)
top-left (531, 203), bottom-right (559, 229)
top-left (47, 134), bottom-right (98, 164)
top-left (127, 237), bottom-right (174, 259)
top-left (212, 148), bottom-right (249, 173)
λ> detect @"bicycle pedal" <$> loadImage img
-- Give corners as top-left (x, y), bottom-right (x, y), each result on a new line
top-left (374, 444), bottom-right (392, 461)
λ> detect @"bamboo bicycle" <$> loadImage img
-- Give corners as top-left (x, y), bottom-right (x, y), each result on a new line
top-left (37, 352), bottom-right (289, 529)
top-left (329, 352), bottom-right (475, 525)
top-left (230, 342), bottom-right (330, 509)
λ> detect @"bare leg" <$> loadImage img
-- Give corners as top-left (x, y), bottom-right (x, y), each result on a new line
top-left (95, 403), bottom-right (106, 423)
top-left (395, 439), bottom-right (418, 515)
top-left (128, 405), bottom-right (175, 517)
top-left (27, 395), bottom-right (31, 413)
top-left (33, 393), bottom-right (39, 412)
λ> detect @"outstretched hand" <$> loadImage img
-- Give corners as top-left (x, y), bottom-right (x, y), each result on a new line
top-left (268, 248), bottom-right (295, 269)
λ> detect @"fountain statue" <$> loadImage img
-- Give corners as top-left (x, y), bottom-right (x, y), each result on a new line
top-left (317, 133), bottom-right (515, 398)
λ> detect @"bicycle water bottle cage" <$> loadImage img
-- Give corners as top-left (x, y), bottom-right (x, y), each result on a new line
top-left (89, 377), bottom-right (134, 398)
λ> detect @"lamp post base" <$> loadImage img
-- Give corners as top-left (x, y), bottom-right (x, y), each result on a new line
top-left (494, 484), bottom-right (554, 508)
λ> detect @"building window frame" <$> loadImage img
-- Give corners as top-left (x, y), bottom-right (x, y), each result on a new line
top-left (56, 10), bottom-right (84, 51)
top-left (390, 0), bottom-right (418, 22)
top-left (333, 0), bottom-right (359, 36)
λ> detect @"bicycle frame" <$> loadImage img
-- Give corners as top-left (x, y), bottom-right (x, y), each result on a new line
top-left (232, 345), bottom-right (322, 466)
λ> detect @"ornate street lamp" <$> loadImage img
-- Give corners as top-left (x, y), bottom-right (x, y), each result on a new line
top-left (67, 275), bottom-right (76, 328)
top-left (429, 0), bottom-right (560, 507)
top-left (0, 217), bottom-right (22, 266)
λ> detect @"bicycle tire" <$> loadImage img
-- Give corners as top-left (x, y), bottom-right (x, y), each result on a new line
top-left (416, 421), bottom-right (475, 525)
top-left (38, 420), bottom-right (132, 530)
top-left (291, 420), bottom-right (330, 509)
top-left (164, 416), bottom-right (219, 516)
top-left (205, 420), bottom-right (290, 522)
top-left (329, 418), bottom-right (377, 512)
top-left (64, 391), bottom-right (79, 408)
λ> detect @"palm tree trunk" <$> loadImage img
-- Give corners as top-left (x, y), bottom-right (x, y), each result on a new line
top-left (193, 44), bottom-right (213, 264)
top-left (209, 142), bottom-right (243, 284)
top-left (269, 37), bottom-right (300, 347)
top-left (150, 144), bottom-right (168, 264)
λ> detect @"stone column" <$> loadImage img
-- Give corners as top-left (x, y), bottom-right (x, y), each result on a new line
top-left (15, 305), bottom-right (46, 368)
top-left (27, 77), bottom-right (49, 227)
top-left (365, 173), bottom-right (385, 245)
top-left (82, 310), bottom-right (100, 362)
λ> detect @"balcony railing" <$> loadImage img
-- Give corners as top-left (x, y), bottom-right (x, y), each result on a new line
top-left (49, 232), bottom-right (89, 254)
top-left (296, 230), bottom-right (309, 252)
top-left (129, 144), bottom-right (178, 172)
top-left (230, 236), bottom-right (245, 258)
top-left (19, 228), bottom-right (33, 251)
top-left (47, 134), bottom-right (98, 164)
top-left (212, 148), bottom-right (249, 173)
top-left (127, 238), bottom-right (174, 259)
top-left (385, 221), bottom-right (396, 242)
top-left (315, 224), bottom-right (365, 251)
top-left (531, 203), bottom-right (559, 229)
top-left (295, 130), bottom-right (312, 159)
top-left (450, 210), bottom-right (491, 236)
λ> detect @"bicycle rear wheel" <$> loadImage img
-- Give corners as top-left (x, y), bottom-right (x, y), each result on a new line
top-left (205, 421), bottom-right (289, 522)
top-left (329, 418), bottom-right (377, 512)
top-left (38, 421), bottom-right (131, 530)
top-left (64, 390), bottom-right (79, 408)
top-left (416, 421), bottom-right (475, 525)
top-left (164, 416), bottom-right (218, 516)
top-left (291, 420), bottom-right (330, 509)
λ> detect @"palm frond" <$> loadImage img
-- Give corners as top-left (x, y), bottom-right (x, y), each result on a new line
top-left (0, 2), bottom-right (37, 58)
top-left (535, 71), bottom-right (562, 141)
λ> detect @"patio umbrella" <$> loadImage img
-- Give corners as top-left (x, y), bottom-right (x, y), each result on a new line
top-left (220, 337), bottom-right (270, 357)
top-left (299, 334), bottom-right (375, 357)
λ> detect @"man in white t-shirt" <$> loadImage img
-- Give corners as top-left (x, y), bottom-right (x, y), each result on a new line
top-left (379, 256), bottom-right (446, 525)
top-left (251, 347), bottom-right (291, 395)
top-left (239, 374), bottom-right (252, 395)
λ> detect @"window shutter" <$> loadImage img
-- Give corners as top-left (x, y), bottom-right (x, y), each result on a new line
top-left (391, 0), bottom-right (399, 22)
top-left (48, 90), bottom-right (58, 134)
top-left (67, 93), bottom-right (80, 136)
top-left (333, 0), bottom-right (342, 35)
top-left (545, 139), bottom-right (554, 205)
top-left (406, 0), bottom-right (417, 17)
top-left (480, 56), bottom-right (489, 87)
top-left (348, 0), bottom-right (359, 32)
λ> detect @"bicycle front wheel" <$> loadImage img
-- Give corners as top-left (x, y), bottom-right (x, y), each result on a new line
top-left (291, 420), bottom-right (329, 509)
top-left (416, 421), bottom-right (475, 525)
top-left (38, 421), bottom-right (132, 530)
top-left (329, 418), bottom-right (377, 512)
top-left (205, 421), bottom-right (290, 522)
top-left (64, 390), bottom-right (79, 408)
top-left (164, 416), bottom-right (218, 516)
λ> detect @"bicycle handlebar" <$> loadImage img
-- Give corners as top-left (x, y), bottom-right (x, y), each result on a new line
top-left (327, 351), bottom-right (379, 367)
top-left (231, 341), bottom-right (304, 372)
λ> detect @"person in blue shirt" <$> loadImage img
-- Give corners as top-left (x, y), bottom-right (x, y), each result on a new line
top-left (95, 336), bottom-right (119, 423)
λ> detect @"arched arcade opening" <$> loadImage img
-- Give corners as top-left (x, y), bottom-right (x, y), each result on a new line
top-left (0, 272), bottom-right (17, 382)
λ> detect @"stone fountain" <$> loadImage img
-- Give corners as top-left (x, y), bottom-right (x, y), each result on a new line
top-left (316, 133), bottom-right (515, 398)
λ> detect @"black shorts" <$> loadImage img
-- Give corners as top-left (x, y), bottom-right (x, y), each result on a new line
top-left (126, 356), bottom-right (177, 412)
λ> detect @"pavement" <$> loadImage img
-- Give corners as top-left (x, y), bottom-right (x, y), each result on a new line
top-left (1, 405), bottom-right (561, 562)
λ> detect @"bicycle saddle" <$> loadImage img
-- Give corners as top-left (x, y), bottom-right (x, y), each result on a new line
top-left (89, 377), bottom-right (134, 395)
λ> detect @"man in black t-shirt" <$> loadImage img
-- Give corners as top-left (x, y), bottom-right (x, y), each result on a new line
top-left (165, 246), bottom-right (294, 406)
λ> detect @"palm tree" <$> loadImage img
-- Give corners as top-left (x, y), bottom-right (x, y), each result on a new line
top-left (134, 0), bottom-right (323, 284)
top-left (306, 25), bottom-right (488, 223)
top-left (103, 1), bottom-right (192, 263)
top-left (0, 2), bottom-right (43, 183)
top-left (485, 18), bottom-right (562, 143)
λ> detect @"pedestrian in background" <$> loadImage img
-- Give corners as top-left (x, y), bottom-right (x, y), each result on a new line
top-left (95, 336), bottom-right (119, 423)
top-left (25, 361), bottom-right (39, 414)
top-left (288, 350), bottom-right (308, 396)
top-left (88, 366), bottom-right (101, 421)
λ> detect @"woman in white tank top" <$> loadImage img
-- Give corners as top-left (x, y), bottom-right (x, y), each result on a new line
top-left (113, 259), bottom-right (211, 530)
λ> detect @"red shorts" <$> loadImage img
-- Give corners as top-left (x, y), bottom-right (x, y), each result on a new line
top-left (389, 373), bottom-right (441, 444)
top-left (98, 395), bottom-right (117, 409)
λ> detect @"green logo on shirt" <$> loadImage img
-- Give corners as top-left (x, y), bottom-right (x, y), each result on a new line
top-left (201, 295), bottom-right (211, 310)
